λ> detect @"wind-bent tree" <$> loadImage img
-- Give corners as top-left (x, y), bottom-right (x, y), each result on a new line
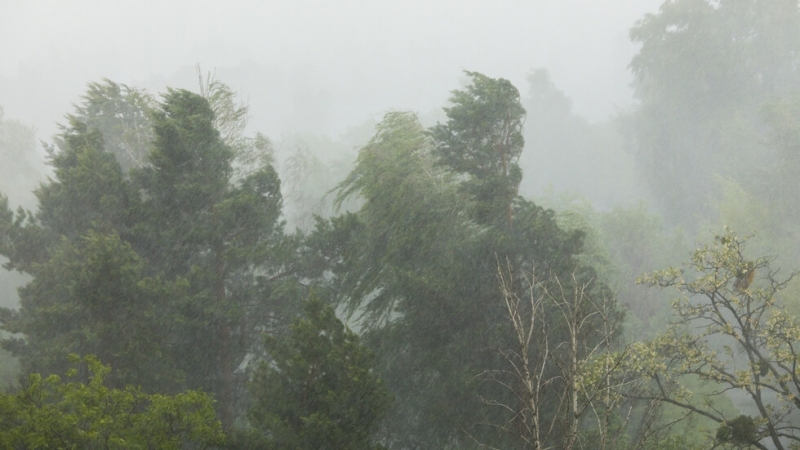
top-left (311, 72), bottom-right (598, 447)
top-left (61, 79), bottom-right (156, 172)
top-left (431, 71), bottom-right (525, 229)
top-left (249, 295), bottom-right (392, 450)
top-left (631, 230), bottom-right (800, 449)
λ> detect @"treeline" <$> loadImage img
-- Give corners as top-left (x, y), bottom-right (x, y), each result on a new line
top-left (3, 1), bottom-right (800, 448)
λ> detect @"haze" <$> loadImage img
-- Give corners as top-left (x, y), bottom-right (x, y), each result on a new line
top-left (1, 0), bottom-right (661, 139)
top-left (7, 2), bottom-right (800, 448)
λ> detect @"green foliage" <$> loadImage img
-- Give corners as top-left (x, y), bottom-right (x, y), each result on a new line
top-left (62, 79), bottom-right (156, 172)
top-left (0, 118), bottom-right (179, 391)
top-left (1, 231), bottom-right (184, 391)
top-left (0, 355), bottom-right (224, 449)
top-left (132, 88), bottom-right (296, 425)
top-left (248, 295), bottom-right (392, 450)
top-left (0, 346), bottom-right (19, 390)
top-left (716, 415), bottom-right (756, 447)
top-left (311, 78), bottom-right (604, 446)
top-left (630, 229), bottom-right (800, 449)
top-left (1, 81), bottom-right (299, 429)
top-left (431, 71), bottom-right (525, 227)
top-left (38, 119), bottom-right (138, 242)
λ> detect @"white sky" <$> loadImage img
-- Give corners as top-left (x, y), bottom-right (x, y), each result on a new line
top-left (0, 0), bottom-right (662, 138)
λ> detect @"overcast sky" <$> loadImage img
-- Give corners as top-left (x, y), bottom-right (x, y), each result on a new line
top-left (0, 0), bottom-right (662, 140)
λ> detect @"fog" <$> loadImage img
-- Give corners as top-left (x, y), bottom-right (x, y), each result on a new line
top-left (5, 2), bottom-right (800, 449)
top-left (1, 0), bottom-right (660, 139)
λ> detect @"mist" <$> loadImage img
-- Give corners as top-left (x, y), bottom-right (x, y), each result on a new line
top-left (1, 1), bottom-right (661, 137)
top-left (3, 1), bottom-right (800, 449)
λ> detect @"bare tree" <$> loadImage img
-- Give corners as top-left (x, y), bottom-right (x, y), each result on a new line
top-left (475, 258), bottom-right (640, 450)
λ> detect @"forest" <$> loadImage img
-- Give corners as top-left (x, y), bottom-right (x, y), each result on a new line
top-left (3, 1), bottom-right (800, 449)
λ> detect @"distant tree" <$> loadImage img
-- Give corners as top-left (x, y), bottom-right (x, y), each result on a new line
top-left (521, 69), bottom-right (637, 208)
top-left (630, 230), bottom-right (800, 449)
top-left (627, 0), bottom-right (800, 228)
top-left (248, 295), bottom-right (392, 450)
top-left (0, 355), bottom-right (224, 449)
top-left (0, 106), bottom-right (43, 209)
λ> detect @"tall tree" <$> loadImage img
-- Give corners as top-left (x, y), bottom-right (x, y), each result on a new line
top-left (0, 120), bottom-right (181, 391)
top-left (313, 100), bottom-right (594, 447)
top-left (133, 89), bottom-right (293, 428)
top-left (430, 71), bottom-right (526, 228)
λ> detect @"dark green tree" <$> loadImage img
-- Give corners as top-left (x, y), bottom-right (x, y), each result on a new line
top-left (0, 120), bottom-right (173, 391)
top-left (430, 71), bottom-right (526, 228)
top-left (1, 231), bottom-right (184, 392)
top-left (133, 89), bottom-right (295, 427)
top-left (1, 82), bottom-right (298, 429)
top-left (248, 295), bottom-right (392, 449)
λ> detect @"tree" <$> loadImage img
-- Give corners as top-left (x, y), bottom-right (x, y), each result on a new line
top-left (1, 231), bottom-right (184, 392)
top-left (430, 71), bottom-right (526, 228)
top-left (0, 355), bottom-right (224, 449)
top-left (312, 102), bottom-right (592, 447)
top-left (1, 82), bottom-right (297, 428)
top-left (195, 65), bottom-right (277, 182)
top-left (248, 295), bottom-right (392, 450)
top-left (626, 0), bottom-right (800, 228)
top-left (133, 88), bottom-right (295, 427)
top-left (0, 119), bottom-right (178, 391)
top-left (631, 229), bottom-right (800, 449)
top-left (481, 258), bottom-right (628, 450)
top-left (61, 79), bottom-right (157, 172)
top-left (520, 69), bottom-right (637, 208)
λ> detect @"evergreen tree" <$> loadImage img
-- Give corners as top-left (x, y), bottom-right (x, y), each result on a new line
top-left (133, 89), bottom-right (295, 427)
top-left (431, 71), bottom-right (526, 228)
top-left (249, 295), bottom-right (392, 449)
top-left (0, 120), bottom-right (182, 391)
